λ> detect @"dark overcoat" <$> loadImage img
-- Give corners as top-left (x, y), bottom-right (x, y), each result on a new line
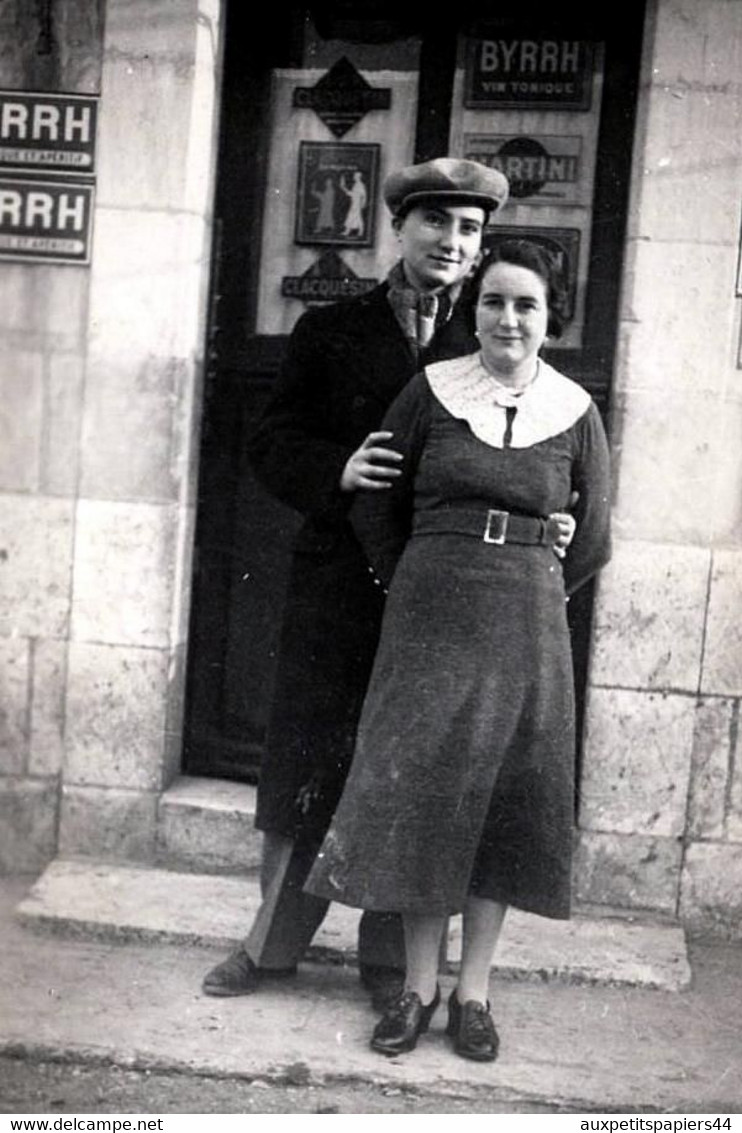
top-left (248, 280), bottom-right (478, 843)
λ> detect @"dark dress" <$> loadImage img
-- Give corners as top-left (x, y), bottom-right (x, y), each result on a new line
top-left (305, 358), bottom-right (611, 918)
top-left (247, 282), bottom-right (478, 844)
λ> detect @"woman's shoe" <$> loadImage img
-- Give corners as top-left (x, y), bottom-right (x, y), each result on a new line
top-left (446, 989), bottom-right (499, 1062)
top-left (370, 985), bottom-right (441, 1056)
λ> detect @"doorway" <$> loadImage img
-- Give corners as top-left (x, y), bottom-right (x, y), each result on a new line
top-left (183, 1), bottom-right (646, 785)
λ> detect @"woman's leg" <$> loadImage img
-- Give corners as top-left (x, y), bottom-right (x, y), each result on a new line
top-left (444, 896), bottom-right (507, 1061)
top-left (457, 896), bottom-right (507, 1004)
top-left (404, 912), bottom-right (447, 1004)
top-left (370, 911), bottom-right (445, 1055)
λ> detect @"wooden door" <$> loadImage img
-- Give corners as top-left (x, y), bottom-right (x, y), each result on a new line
top-left (183, 1), bottom-right (646, 785)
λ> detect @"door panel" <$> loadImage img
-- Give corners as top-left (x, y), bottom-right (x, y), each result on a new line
top-left (184, 2), bottom-right (645, 785)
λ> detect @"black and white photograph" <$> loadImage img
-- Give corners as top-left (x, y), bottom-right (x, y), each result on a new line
top-left (0, 0), bottom-right (740, 1126)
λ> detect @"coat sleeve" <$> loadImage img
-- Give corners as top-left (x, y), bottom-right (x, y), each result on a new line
top-left (563, 400), bottom-right (612, 596)
top-left (349, 374), bottom-right (431, 588)
top-left (246, 309), bottom-right (353, 520)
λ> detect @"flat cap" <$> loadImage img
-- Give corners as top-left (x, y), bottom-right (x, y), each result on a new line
top-left (383, 158), bottom-right (509, 217)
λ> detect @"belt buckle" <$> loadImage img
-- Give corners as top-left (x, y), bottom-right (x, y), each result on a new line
top-left (483, 509), bottom-right (509, 545)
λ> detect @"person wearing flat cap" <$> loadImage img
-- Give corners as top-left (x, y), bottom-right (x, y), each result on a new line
top-left (200, 158), bottom-right (574, 1013)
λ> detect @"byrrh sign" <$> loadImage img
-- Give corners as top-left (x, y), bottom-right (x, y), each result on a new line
top-left (0, 91), bottom-right (97, 263)
top-left (465, 39), bottom-right (593, 110)
top-left (0, 179), bottom-right (94, 263)
top-left (0, 91), bottom-right (98, 172)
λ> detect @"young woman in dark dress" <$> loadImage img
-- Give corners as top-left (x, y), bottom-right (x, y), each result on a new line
top-left (306, 239), bottom-right (612, 1062)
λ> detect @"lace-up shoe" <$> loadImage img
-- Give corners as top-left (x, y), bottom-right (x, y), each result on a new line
top-left (446, 988), bottom-right (499, 1061)
top-left (370, 985), bottom-right (441, 1055)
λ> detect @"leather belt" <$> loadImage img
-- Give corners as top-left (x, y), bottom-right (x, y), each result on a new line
top-left (413, 508), bottom-right (560, 547)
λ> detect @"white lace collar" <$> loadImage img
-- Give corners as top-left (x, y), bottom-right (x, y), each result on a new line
top-left (425, 352), bottom-right (591, 449)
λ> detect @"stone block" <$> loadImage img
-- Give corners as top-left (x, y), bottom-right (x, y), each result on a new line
top-left (42, 268), bottom-right (91, 351)
top-left (182, 3), bottom-right (221, 219)
top-left (42, 353), bottom-right (86, 496)
top-left (95, 44), bottom-right (203, 212)
top-left (580, 688), bottom-right (695, 837)
top-left (0, 637), bottom-right (30, 774)
top-left (71, 500), bottom-right (177, 648)
top-left (59, 785), bottom-right (157, 862)
top-left (79, 354), bottom-right (193, 502)
top-left (590, 541), bottom-right (709, 692)
top-left (679, 841), bottom-right (742, 940)
top-left (86, 210), bottom-right (210, 362)
top-left (0, 1), bottom-right (103, 92)
top-left (574, 829), bottom-right (682, 915)
top-left (65, 642), bottom-right (170, 790)
top-left (174, 362), bottom-right (206, 511)
top-left (29, 639), bottom-right (68, 778)
top-left (702, 550), bottom-right (742, 696)
top-left (158, 777), bottom-right (261, 874)
top-left (651, 0), bottom-right (742, 88)
top-left (162, 642), bottom-right (188, 787)
top-left (0, 264), bottom-right (31, 338)
top-left (687, 698), bottom-right (734, 841)
top-left (636, 88), bottom-right (741, 247)
top-left (16, 858), bottom-right (690, 990)
top-left (0, 266), bottom-right (89, 351)
top-left (0, 777), bottom-right (58, 874)
top-left (103, 0), bottom-right (201, 62)
top-left (727, 713), bottom-right (742, 842)
top-left (0, 495), bottom-right (74, 638)
top-left (702, 397), bottom-right (742, 545)
top-left (0, 351), bottom-right (43, 492)
top-left (170, 505), bottom-right (197, 645)
top-left (610, 384), bottom-right (738, 544)
top-left (616, 240), bottom-right (737, 400)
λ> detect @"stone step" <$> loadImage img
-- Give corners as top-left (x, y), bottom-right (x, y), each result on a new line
top-left (156, 775), bottom-right (261, 875)
top-left (16, 858), bottom-right (692, 991)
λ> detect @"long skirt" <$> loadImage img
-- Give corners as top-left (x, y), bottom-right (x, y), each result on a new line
top-left (305, 533), bottom-right (575, 919)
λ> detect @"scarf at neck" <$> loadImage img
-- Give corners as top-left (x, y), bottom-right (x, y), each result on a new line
top-left (386, 260), bottom-right (460, 351)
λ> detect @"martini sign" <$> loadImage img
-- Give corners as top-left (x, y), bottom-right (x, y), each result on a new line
top-left (464, 134), bottom-right (583, 205)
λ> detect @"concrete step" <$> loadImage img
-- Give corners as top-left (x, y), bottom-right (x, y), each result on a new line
top-left (156, 775), bottom-right (261, 875)
top-left (16, 858), bottom-right (692, 991)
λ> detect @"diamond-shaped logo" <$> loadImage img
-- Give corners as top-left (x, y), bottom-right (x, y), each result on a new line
top-left (293, 57), bottom-right (391, 138)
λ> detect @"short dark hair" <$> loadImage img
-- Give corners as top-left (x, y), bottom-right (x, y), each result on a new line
top-left (470, 239), bottom-right (570, 338)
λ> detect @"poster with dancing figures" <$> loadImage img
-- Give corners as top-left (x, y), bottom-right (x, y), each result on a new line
top-left (295, 141), bottom-right (379, 248)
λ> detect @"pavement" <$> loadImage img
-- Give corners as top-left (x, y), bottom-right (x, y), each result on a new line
top-left (2, 864), bottom-right (742, 1114)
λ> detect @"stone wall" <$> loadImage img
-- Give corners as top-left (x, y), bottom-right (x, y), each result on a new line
top-left (0, 0), bottom-right (222, 871)
top-left (575, 0), bottom-right (742, 938)
top-left (0, 0), bottom-right (103, 870)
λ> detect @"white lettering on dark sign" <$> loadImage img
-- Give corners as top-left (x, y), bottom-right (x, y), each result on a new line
top-left (0, 91), bottom-right (98, 171)
top-left (0, 178), bottom-right (93, 263)
top-left (478, 40), bottom-right (581, 74)
top-left (466, 39), bottom-right (593, 110)
top-left (463, 134), bottom-right (583, 204)
top-left (0, 188), bottom-right (85, 229)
